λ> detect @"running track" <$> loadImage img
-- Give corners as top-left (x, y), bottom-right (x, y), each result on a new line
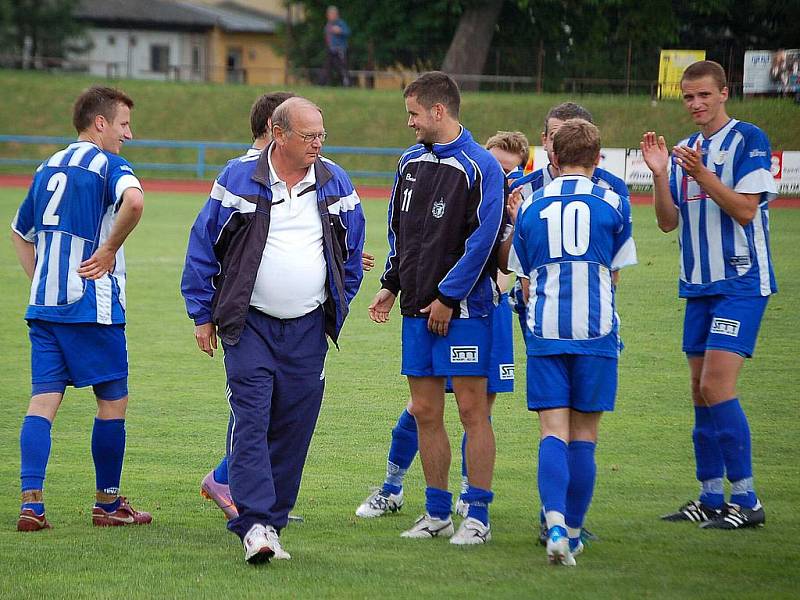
top-left (1, 175), bottom-right (797, 207)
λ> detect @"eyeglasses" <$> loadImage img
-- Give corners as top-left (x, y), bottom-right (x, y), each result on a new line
top-left (292, 130), bottom-right (327, 143)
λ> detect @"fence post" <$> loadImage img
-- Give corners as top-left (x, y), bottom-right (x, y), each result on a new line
top-left (197, 144), bottom-right (206, 179)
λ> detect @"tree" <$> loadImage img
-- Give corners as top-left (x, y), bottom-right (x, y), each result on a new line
top-left (440, 0), bottom-right (504, 89)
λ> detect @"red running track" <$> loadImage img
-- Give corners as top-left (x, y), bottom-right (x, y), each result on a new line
top-left (1, 175), bottom-right (798, 207)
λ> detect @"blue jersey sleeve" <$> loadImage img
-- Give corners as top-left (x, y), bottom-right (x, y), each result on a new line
top-left (11, 168), bottom-right (42, 241)
top-left (380, 161), bottom-right (404, 295)
top-left (106, 155), bottom-right (142, 209)
top-left (732, 126), bottom-right (777, 201)
top-left (611, 195), bottom-right (637, 270)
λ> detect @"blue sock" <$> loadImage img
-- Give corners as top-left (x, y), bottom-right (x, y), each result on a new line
top-left (213, 456), bottom-right (229, 485)
top-left (464, 485), bottom-right (493, 526)
top-left (710, 398), bottom-right (756, 508)
top-left (92, 418), bottom-right (125, 510)
top-left (565, 441), bottom-right (596, 531)
top-left (538, 435), bottom-right (569, 517)
top-left (693, 405), bottom-right (725, 508)
top-left (460, 431), bottom-right (468, 480)
top-left (425, 487), bottom-right (452, 521)
top-left (383, 409), bottom-right (418, 495)
top-left (20, 415), bottom-right (52, 513)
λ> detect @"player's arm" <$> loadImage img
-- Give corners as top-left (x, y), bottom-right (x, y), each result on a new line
top-left (641, 132), bottom-right (678, 232)
top-left (673, 141), bottom-right (760, 226)
top-left (11, 231), bottom-right (35, 280)
top-left (496, 187), bottom-right (525, 273)
top-left (379, 164), bottom-right (404, 296)
top-left (78, 186), bottom-right (144, 279)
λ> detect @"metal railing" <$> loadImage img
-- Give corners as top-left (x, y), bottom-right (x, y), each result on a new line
top-left (0, 135), bottom-right (403, 179)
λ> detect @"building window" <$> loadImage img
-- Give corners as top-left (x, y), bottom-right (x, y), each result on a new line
top-left (150, 45), bottom-right (170, 73)
top-left (192, 46), bottom-right (201, 74)
top-left (107, 35), bottom-right (116, 46)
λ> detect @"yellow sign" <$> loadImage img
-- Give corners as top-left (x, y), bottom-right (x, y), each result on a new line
top-left (658, 50), bottom-right (707, 99)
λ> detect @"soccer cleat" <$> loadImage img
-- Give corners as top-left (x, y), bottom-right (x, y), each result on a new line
top-left (455, 497), bottom-right (469, 519)
top-left (243, 524), bottom-right (275, 564)
top-left (201, 470), bottom-right (238, 520)
top-left (700, 501), bottom-right (765, 530)
top-left (264, 525), bottom-right (291, 560)
top-left (569, 539), bottom-right (585, 557)
top-left (92, 497), bottom-right (152, 527)
top-left (661, 500), bottom-right (722, 523)
top-left (400, 513), bottom-right (454, 539)
top-left (355, 488), bottom-right (403, 518)
top-left (17, 508), bottom-right (52, 532)
top-left (546, 526), bottom-right (576, 566)
top-left (450, 517), bottom-right (491, 545)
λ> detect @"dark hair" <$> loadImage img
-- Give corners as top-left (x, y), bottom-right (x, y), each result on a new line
top-left (681, 60), bottom-right (727, 91)
top-left (250, 91), bottom-right (295, 140)
top-left (544, 102), bottom-right (593, 134)
top-left (72, 86), bottom-right (134, 133)
top-left (552, 118), bottom-right (601, 169)
top-left (403, 71), bottom-right (460, 118)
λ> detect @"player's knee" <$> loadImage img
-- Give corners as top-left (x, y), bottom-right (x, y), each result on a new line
top-left (457, 402), bottom-right (490, 429)
top-left (407, 400), bottom-right (439, 425)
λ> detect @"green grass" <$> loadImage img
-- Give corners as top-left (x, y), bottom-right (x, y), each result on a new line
top-left (1, 69), bottom-right (800, 183)
top-left (0, 189), bottom-right (798, 599)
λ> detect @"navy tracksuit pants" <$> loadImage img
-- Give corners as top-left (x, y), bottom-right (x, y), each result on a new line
top-left (223, 306), bottom-right (327, 539)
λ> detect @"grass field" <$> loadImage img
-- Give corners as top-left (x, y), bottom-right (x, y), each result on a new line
top-left (0, 189), bottom-right (798, 599)
top-left (2, 69), bottom-right (800, 183)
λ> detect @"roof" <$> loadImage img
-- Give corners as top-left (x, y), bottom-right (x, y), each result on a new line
top-left (75, 0), bottom-right (281, 33)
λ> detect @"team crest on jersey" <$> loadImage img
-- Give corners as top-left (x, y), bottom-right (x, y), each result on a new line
top-left (710, 318), bottom-right (740, 337)
top-left (450, 346), bottom-right (478, 363)
top-left (499, 364), bottom-right (514, 380)
top-left (432, 198), bottom-right (446, 219)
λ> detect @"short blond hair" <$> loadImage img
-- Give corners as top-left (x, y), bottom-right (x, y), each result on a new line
top-left (552, 119), bottom-right (600, 169)
top-left (485, 130), bottom-right (530, 165)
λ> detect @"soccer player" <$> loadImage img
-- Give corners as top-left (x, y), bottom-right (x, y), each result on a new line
top-left (509, 118), bottom-right (637, 565)
top-left (369, 72), bottom-right (504, 545)
top-left (355, 131), bottom-right (525, 520)
top-left (641, 60), bottom-right (776, 529)
top-left (199, 90), bottom-right (295, 520)
top-left (10, 85), bottom-right (150, 531)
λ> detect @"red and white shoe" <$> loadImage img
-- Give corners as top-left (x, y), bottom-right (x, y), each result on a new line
top-left (17, 508), bottom-right (52, 532)
top-left (92, 497), bottom-right (152, 527)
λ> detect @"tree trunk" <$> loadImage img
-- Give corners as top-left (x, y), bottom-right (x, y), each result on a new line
top-left (441, 0), bottom-right (504, 91)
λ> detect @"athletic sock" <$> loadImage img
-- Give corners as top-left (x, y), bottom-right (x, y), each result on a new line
top-left (213, 456), bottom-right (229, 485)
top-left (92, 418), bottom-right (125, 510)
top-left (460, 431), bottom-right (468, 479)
top-left (425, 487), bottom-right (452, 521)
top-left (693, 405), bottom-right (725, 508)
top-left (463, 485), bottom-right (493, 526)
top-left (538, 435), bottom-right (569, 519)
top-left (383, 409), bottom-right (418, 495)
top-left (565, 440), bottom-right (596, 532)
top-left (710, 398), bottom-right (756, 509)
top-left (20, 415), bottom-right (52, 513)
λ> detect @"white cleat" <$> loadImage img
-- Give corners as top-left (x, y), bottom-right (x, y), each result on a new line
top-left (265, 525), bottom-right (291, 560)
top-left (356, 488), bottom-right (404, 518)
top-left (243, 524), bottom-right (274, 564)
top-left (400, 513), bottom-right (454, 539)
top-left (454, 498), bottom-right (469, 518)
top-left (570, 540), bottom-right (585, 557)
top-left (546, 527), bottom-right (576, 566)
top-left (450, 517), bottom-right (491, 545)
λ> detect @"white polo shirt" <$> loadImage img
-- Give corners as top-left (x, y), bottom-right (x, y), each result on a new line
top-left (250, 146), bottom-right (328, 319)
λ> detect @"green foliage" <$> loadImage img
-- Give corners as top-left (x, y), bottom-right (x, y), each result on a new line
top-left (0, 0), bottom-right (87, 64)
top-left (0, 191), bottom-right (798, 598)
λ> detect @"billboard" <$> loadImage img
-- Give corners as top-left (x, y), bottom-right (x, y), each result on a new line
top-left (743, 49), bottom-right (800, 94)
top-left (658, 50), bottom-right (706, 99)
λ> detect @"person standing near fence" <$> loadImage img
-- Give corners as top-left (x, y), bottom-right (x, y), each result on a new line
top-left (641, 60), bottom-right (777, 530)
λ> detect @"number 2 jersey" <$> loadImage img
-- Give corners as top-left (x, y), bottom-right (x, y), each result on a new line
top-left (509, 174), bottom-right (637, 358)
top-left (11, 141), bottom-right (142, 325)
top-left (670, 118), bottom-right (777, 298)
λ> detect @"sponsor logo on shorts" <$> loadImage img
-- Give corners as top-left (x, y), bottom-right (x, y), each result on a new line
top-left (450, 346), bottom-right (478, 363)
top-left (499, 364), bottom-right (515, 380)
top-left (729, 255), bottom-right (751, 267)
top-left (710, 318), bottom-right (740, 337)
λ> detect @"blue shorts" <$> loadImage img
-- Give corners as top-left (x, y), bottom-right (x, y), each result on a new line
top-left (28, 320), bottom-right (128, 400)
top-left (526, 354), bottom-right (617, 413)
top-left (683, 295), bottom-right (769, 358)
top-left (402, 316), bottom-right (491, 378)
top-left (444, 294), bottom-right (515, 394)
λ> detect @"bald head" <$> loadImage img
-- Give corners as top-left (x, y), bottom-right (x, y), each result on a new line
top-left (271, 97), bottom-right (322, 135)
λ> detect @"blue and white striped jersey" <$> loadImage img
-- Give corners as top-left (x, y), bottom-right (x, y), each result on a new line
top-left (11, 141), bottom-right (142, 324)
top-left (669, 119), bottom-right (777, 297)
top-left (509, 175), bottom-right (637, 357)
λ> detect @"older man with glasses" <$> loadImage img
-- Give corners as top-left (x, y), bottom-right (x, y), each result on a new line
top-left (182, 96), bottom-right (365, 564)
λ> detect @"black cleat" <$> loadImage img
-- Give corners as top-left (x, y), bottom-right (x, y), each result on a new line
top-left (661, 500), bottom-right (722, 523)
top-left (700, 501), bottom-right (765, 530)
